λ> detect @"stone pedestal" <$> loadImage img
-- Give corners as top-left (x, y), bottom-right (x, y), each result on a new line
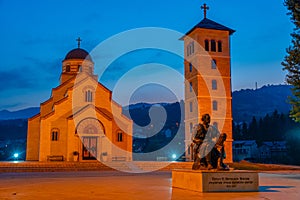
top-left (172, 169), bottom-right (259, 192)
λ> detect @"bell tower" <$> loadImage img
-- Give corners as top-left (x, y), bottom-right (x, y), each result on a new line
top-left (183, 4), bottom-right (235, 162)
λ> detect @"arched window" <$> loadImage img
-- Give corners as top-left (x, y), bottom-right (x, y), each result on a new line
top-left (205, 40), bottom-right (209, 51)
top-left (211, 59), bottom-right (217, 69)
top-left (187, 42), bottom-right (194, 56)
top-left (218, 41), bottom-right (222, 52)
top-left (187, 46), bottom-right (190, 56)
top-left (66, 65), bottom-right (70, 72)
top-left (85, 90), bottom-right (93, 102)
top-left (212, 80), bottom-right (217, 90)
top-left (117, 131), bottom-right (123, 142)
top-left (78, 65), bottom-right (82, 72)
top-left (191, 42), bottom-right (194, 54)
top-left (213, 101), bottom-right (218, 111)
top-left (51, 129), bottom-right (59, 141)
top-left (211, 40), bottom-right (216, 52)
top-left (189, 62), bottom-right (193, 72)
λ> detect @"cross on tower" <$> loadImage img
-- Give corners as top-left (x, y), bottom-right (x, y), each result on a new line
top-left (201, 3), bottom-right (209, 18)
top-left (76, 37), bottom-right (82, 48)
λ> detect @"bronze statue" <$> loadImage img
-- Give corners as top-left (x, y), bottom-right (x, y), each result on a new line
top-left (192, 114), bottom-right (229, 171)
top-left (212, 133), bottom-right (229, 170)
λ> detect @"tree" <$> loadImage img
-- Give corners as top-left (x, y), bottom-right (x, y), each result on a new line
top-left (282, 0), bottom-right (300, 122)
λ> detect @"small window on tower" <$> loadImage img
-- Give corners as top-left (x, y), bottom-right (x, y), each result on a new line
top-left (66, 65), bottom-right (70, 72)
top-left (190, 123), bottom-right (193, 133)
top-left (211, 40), bottom-right (216, 52)
top-left (213, 122), bottom-right (218, 129)
top-left (187, 46), bottom-right (190, 56)
top-left (78, 65), bottom-right (82, 72)
top-left (189, 82), bottom-right (193, 92)
top-left (213, 101), bottom-right (218, 111)
top-left (218, 41), bottom-right (222, 52)
top-left (190, 102), bottom-right (193, 112)
top-left (191, 42), bottom-right (194, 54)
top-left (205, 40), bottom-right (209, 51)
top-left (211, 59), bottom-right (217, 69)
top-left (117, 131), bottom-right (123, 142)
top-left (212, 80), bottom-right (217, 90)
top-left (189, 63), bottom-right (193, 72)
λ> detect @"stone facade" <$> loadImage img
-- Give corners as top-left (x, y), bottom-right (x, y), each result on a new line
top-left (26, 48), bottom-right (133, 162)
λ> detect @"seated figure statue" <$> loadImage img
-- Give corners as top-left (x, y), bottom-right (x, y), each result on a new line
top-left (192, 114), bottom-right (219, 170)
top-left (192, 114), bottom-right (229, 171)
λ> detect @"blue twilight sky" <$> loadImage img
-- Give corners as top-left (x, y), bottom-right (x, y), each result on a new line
top-left (0, 0), bottom-right (294, 111)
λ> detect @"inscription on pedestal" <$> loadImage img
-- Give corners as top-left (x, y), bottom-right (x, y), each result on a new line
top-left (172, 170), bottom-right (259, 192)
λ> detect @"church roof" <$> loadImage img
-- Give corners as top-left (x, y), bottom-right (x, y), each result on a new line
top-left (64, 48), bottom-right (93, 62)
top-left (185, 18), bottom-right (235, 36)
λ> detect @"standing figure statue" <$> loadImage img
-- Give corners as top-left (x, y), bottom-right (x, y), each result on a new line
top-left (192, 114), bottom-right (228, 170)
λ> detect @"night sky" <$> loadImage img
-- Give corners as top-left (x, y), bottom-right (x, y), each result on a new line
top-left (0, 0), bottom-right (294, 110)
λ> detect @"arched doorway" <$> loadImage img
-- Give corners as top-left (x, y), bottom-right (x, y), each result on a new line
top-left (76, 118), bottom-right (105, 161)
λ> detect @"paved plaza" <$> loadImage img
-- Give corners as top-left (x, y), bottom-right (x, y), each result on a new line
top-left (0, 171), bottom-right (300, 200)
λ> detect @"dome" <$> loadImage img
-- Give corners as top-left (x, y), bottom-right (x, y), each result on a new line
top-left (64, 48), bottom-right (93, 62)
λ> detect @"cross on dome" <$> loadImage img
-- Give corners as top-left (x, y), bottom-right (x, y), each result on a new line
top-left (76, 37), bottom-right (82, 48)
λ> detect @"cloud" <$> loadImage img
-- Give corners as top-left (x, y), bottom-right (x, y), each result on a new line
top-left (0, 70), bottom-right (35, 92)
top-left (0, 57), bottom-right (60, 93)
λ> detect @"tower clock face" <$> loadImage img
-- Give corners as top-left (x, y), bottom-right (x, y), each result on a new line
top-left (77, 118), bottom-right (104, 135)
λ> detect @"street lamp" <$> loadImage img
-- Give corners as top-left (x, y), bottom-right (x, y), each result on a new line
top-left (13, 153), bottom-right (19, 159)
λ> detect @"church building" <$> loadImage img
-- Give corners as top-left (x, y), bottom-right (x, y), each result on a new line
top-left (26, 40), bottom-right (133, 162)
top-left (183, 4), bottom-right (235, 162)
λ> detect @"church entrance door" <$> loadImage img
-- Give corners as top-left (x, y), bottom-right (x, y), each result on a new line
top-left (82, 136), bottom-right (97, 160)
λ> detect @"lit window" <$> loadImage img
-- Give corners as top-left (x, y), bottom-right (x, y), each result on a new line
top-left (190, 102), bottom-right (193, 112)
top-left (211, 40), bottom-right (216, 52)
top-left (211, 59), bottom-right (217, 69)
top-left (117, 132), bottom-right (123, 142)
top-left (189, 82), bottom-right (193, 92)
top-left (205, 40), bottom-right (209, 51)
top-left (213, 101), bottom-right (218, 111)
top-left (85, 90), bottom-right (93, 102)
top-left (189, 63), bottom-right (193, 72)
top-left (212, 80), bottom-right (217, 90)
top-left (218, 41), bottom-right (222, 52)
top-left (51, 130), bottom-right (59, 141)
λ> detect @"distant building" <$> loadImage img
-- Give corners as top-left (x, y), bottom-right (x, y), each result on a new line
top-left (26, 42), bottom-right (133, 162)
top-left (233, 140), bottom-right (258, 162)
top-left (258, 141), bottom-right (287, 163)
